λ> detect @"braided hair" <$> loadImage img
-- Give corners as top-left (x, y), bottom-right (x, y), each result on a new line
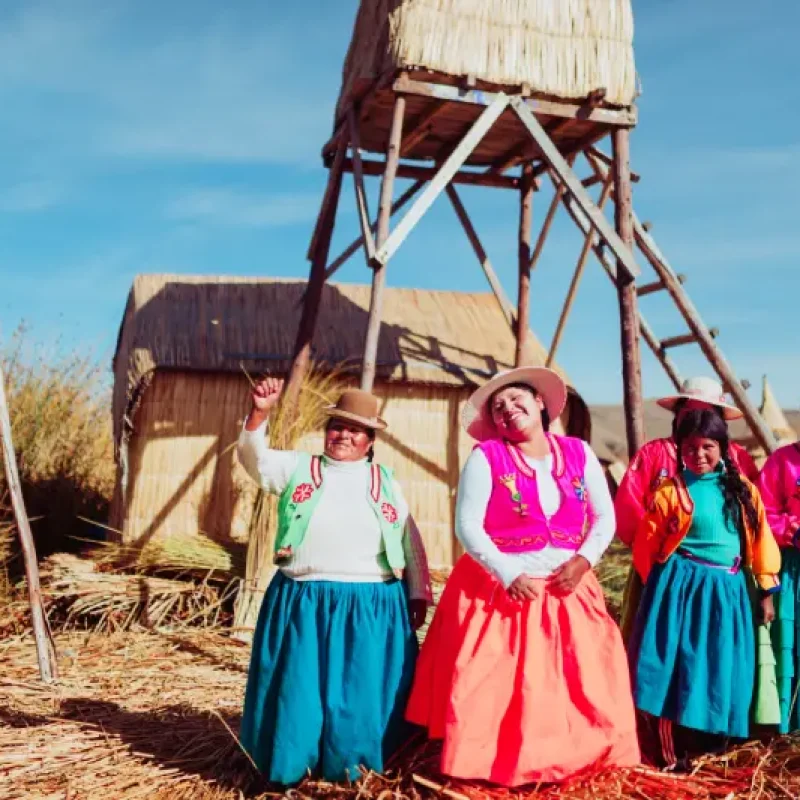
top-left (675, 408), bottom-right (759, 535)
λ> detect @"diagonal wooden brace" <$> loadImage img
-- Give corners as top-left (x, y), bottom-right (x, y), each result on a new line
top-left (509, 97), bottom-right (641, 280)
top-left (372, 93), bottom-right (511, 267)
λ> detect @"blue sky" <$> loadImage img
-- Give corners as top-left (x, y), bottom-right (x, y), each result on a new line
top-left (1, 0), bottom-right (798, 407)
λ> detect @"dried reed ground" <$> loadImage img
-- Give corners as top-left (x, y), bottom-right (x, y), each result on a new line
top-left (4, 586), bottom-right (800, 800)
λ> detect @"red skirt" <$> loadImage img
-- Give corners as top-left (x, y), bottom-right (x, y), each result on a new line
top-left (406, 555), bottom-right (639, 786)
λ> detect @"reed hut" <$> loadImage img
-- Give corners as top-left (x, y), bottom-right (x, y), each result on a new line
top-left (110, 274), bottom-right (591, 568)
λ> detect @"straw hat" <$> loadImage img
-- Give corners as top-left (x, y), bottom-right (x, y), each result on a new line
top-left (462, 367), bottom-right (567, 442)
top-left (325, 389), bottom-right (387, 430)
top-left (656, 376), bottom-right (742, 421)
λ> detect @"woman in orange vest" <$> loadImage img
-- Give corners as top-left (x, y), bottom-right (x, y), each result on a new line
top-left (628, 408), bottom-right (779, 767)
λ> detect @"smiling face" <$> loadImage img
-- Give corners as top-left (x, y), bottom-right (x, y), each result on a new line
top-left (489, 384), bottom-right (545, 442)
top-left (324, 419), bottom-right (374, 462)
top-left (681, 435), bottom-right (722, 475)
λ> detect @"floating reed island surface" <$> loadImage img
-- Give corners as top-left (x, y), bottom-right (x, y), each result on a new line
top-left (4, 620), bottom-right (800, 800)
top-left (337, 0), bottom-right (637, 119)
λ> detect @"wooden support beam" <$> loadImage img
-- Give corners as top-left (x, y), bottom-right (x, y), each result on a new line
top-left (636, 275), bottom-right (686, 297)
top-left (588, 146), bottom-right (641, 182)
top-left (529, 156), bottom-right (576, 273)
top-left (307, 130), bottom-right (346, 261)
top-left (559, 188), bottom-right (683, 392)
top-left (374, 93), bottom-right (510, 267)
top-left (546, 175), bottom-right (614, 367)
top-left (446, 185), bottom-right (515, 327)
top-left (612, 128), bottom-right (645, 457)
top-left (340, 157), bottom-right (518, 190)
top-left (400, 101), bottom-right (448, 157)
top-left (322, 180), bottom-right (425, 285)
top-left (633, 215), bottom-right (777, 453)
top-left (510, 97), bottom-right (641, 280)
top-left (285, 141), bottom-right (347, 406)
top-left (530, 127), bottom-right (608, 181)
top-left (347, 109), bottom-right (376, 264)
top-left (361, 95), bottom-right (406, 390)
top-left (516, 163), bottom-right (535, 366)
top-left (394, 74), bottom-right (638, 126)
top-left (660, 329), bottom-right (719, 350)
top-left (0, 365), bottom-right (57, 682)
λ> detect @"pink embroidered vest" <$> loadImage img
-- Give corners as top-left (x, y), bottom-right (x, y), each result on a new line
top-left (479, 435), bottom-right (593, 553)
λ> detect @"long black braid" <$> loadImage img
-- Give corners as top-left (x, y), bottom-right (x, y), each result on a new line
top-left (675, 409), bottom-right (759, 535)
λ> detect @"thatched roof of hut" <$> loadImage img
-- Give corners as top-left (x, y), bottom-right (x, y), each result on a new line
top-left (337, 0), bottom-right (637, 120)
top-left (112, 274), bottom-right (567, 449)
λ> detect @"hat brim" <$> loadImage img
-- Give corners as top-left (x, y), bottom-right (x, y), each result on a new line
top-left (462, 367), bottom-right (568, 442)
top-left (325, 407), bottom-right (387, 431)
top-left (656, 395), bottom-right (743, 421)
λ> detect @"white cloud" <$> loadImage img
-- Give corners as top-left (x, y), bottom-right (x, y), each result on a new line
top-left (165, 188), bottom-right (322, 228)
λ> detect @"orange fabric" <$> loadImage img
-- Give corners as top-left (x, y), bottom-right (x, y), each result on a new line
top-left (406, 555), bottom-right (639, 786)
top-left (632, 475), bottom-right (781, 591)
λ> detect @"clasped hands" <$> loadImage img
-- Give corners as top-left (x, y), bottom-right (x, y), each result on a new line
top-left (507, 555), bottom-right (590, 602)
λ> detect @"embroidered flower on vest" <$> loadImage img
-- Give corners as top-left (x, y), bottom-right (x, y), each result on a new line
top-left (649, 467), bottom-right (670, 493)
top-left (381, 502), bottom-right (399, 524)
top-left (666, 514), bottom-right (680, 536)
top-left (292, 483), bottom-right (314, 504)
top-left (572, 476), bottom-right (587, 503)
top-left (498, 473), bottom-right (528, 517)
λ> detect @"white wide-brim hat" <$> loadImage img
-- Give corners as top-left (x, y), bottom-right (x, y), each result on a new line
top-left (657, 376), bottom-right (743, 421)
top-left (462, 367), bottom-right (568, 442)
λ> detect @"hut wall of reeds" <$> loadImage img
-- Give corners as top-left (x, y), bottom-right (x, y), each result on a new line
top-left (337, 0), bottom-right (637, 120)
top-left (110, 274), bottom-right (584, 568)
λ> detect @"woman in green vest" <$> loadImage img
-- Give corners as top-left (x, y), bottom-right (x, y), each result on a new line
top-left (238, 377), bottom-right (432, 785)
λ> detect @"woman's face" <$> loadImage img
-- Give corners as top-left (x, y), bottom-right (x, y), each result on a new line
top-left (681, 435), bottom-right (722, 474)
top-left (490, 385), bottom-right (544, 441)
top-left (324, 420), bottom-right (373, 462)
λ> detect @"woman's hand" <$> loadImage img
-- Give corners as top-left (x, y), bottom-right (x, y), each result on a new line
top-left (245, 377), bottom-right (284, 429)
top-left (409, 599), bottom-right (428, 630)
top-left (548, 555), bottom-right (590, 597)
top-left (760, 593), bottom-right (776, 625)
top-left (507, 574), bottom-right (539, 602)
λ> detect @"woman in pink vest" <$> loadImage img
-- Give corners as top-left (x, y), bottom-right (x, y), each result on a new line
top-left (406, 367), bottom-right (639, 786)
top-left (758, 442), bottom-right (800, 733)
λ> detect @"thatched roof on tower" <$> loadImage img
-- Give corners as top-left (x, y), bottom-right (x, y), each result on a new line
top-left (337, 0), bottom-right (637, 120)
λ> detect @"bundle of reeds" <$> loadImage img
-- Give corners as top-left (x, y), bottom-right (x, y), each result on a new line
top-left (339, 0), bottom-right (636, 119)
top-left (36, 553), bottom-right (231, 633)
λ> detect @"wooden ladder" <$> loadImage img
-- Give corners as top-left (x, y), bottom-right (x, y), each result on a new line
top-left (564, 150), bottom-right (776, 453)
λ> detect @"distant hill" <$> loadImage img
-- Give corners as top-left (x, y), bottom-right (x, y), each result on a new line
top-left (588, 401), bottom-right (800, 464)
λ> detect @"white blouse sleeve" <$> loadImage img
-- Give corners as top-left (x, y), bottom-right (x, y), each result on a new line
top-left (576, 442), bottom-right (617, 567)
top-left (455, 448), bottom-right (526, 588)
top-left (237, 419), bottom-right (300, 495)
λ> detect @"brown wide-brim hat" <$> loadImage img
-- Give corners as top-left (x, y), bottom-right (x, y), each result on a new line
top-left (325, 389), bottom-right (387, 431)
top-left (461, 366), bottom-right (568, 442)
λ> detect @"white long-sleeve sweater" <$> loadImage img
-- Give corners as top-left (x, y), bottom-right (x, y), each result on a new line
top-left (455, 442), bottom-right (616, 587)
top-left (238, 421), bottom-right (433, 602)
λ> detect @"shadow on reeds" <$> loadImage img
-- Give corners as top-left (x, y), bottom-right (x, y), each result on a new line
top-left (165, 633), bottom-right (250, 674)
top-left (60, 698), bottom-right (265, 794)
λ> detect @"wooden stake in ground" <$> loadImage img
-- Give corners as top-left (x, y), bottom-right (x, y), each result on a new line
top-left (515, 162), bottom-right (534, 366)
top-left (0, 364), bottom-right (57, 681)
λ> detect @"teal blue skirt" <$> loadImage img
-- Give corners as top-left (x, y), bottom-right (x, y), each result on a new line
top-left (239, 572), bottom-right (418, 784)
top-left (772, 548), bottom-right (800, 733)
top-left (629, 554), bottom-right (755, 738)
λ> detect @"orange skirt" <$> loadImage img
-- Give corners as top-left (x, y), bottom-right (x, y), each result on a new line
top-left (406, 555), bottom-right (639, 786)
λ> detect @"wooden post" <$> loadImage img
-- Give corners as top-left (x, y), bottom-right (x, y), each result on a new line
top-left (284, 140), bottom-right (347, 407)
top-left (547, 175), bottom-right (614, 367)
top-left (612, 129), bottom-right (645, 458)
top-left (515, 162), bottom-right (534, 366)
top-left (0, 365), bottom-right (57, 682)
top-left (361, 95), bottom-right (406, 391)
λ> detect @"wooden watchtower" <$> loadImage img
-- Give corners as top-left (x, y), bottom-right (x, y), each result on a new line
top-left (283, 0), bottom-right (778, 459)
